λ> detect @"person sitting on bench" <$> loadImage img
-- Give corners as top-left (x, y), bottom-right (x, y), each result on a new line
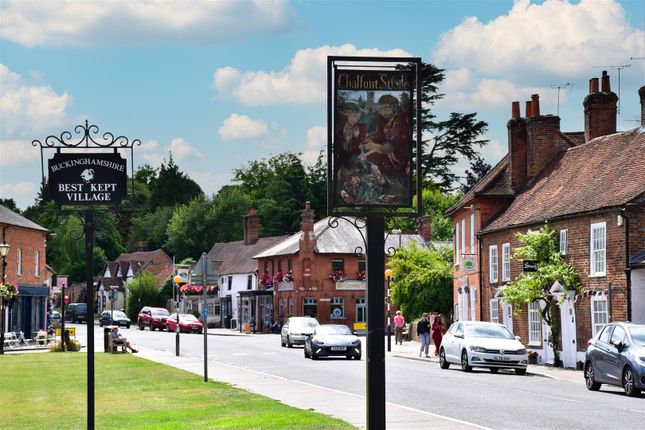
top-left (111, 327), bottom-right (138, 353)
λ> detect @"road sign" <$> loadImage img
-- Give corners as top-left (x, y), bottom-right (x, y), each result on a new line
top-left (203, 308), bottom-right (208, 317)
top-left (55, 327), bottom-right (76, 337)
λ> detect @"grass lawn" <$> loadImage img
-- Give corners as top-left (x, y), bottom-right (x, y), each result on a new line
top-left (0, 353), bottom-right (355, 429)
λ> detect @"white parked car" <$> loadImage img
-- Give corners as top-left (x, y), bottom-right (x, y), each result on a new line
top-left (281, 316), bottom-right (319, 348)
top-left (439, 321), bottom-right (528, 375)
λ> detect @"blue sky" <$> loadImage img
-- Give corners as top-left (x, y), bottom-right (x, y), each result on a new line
top-left (1, 0), bottom-right (644, 210)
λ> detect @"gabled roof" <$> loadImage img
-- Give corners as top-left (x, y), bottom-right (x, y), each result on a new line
top-left (446, 155), bottom-right (513, 216)
top-left (115, 249), bottom-right (173, 281)
top-left (253, 216), bottom-right (428, 259)
top-left (482, 128), bottom-right (645, 233)
top-left (208, 236), bottom-right (289, 275)
top-left (97, 277), bottom-right (124, 291)
top-left (0, 204), bottom-right (48, 232)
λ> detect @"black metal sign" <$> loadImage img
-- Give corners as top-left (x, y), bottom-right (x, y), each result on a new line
top-left (48, 153), bottom-right (127, 206)
top-left (523, 260), bottom-right (538, 272)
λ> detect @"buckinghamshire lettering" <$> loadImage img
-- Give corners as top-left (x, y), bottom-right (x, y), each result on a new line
top-left (50, 158), bottom-right (125, 173)
top-left (337, 73), bottom-right (411, 90)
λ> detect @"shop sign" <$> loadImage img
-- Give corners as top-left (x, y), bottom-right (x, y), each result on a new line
top-left (48, 153), bottom-right (127, 206)
top-left (336, 280), bottom-right (366, 290)
top-left (461, 256), bottom-right (476, 272)
top-left (523, 260), bottom-right (538, 272)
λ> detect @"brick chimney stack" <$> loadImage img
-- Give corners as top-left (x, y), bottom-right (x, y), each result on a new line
top-left (584, 71), bottom-right (617, 142)
top-left (299, 201), bottom-right (316, 256)
top-left (639, 86), bottom-right (645, 126)
top-left (508, 101), bottom-right (528, 190)
top-left (136, 241), bottom-right (146, 252)
top-left (243, 207), bottom-right (260, 245)
top-left (525, 94), bottom-right (565, 179)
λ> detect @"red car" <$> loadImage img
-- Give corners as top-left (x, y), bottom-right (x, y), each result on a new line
top-left (165, 313), bottom-right (203, 334)
top-left (137, 306), bottom-right (170, 331)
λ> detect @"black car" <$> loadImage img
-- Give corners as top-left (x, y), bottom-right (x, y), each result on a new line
top-left (99, 310), bottom-right (131, 328)
top-left (304, 324), bottom-right (362, 360)
top-left (66, 303), bottom-right (88, 323)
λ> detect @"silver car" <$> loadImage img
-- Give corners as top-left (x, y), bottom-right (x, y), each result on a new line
top-left (584, 322), bottom-right (645, 397)
top-left (440, 321), bottom-right (528, 375)
top-left (281, 316), bottom-right (319, 347)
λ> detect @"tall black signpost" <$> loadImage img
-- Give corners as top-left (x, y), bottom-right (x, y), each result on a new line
top-left (33, 121), bottom-right (139, 430)
top-left (327, 57), bottom-right (422, 429)
top-left (191, 252), bottom-right (219, 383)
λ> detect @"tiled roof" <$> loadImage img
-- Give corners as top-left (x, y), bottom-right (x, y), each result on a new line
top-left (483, 128), bottom-right (645, 233)
top-left (115, 249), bottom-right (173, 281)
top-left (0, 204), bottom-right (48, 232)
top-left (253, 217), bottom-right (428, 259)
top-left (98, 277), bottom-right (124, 291)
top-left (208, 236), bottom-right (289, 275)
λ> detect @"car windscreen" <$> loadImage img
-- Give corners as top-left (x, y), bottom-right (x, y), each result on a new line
top-left (290, 319), bottom-right (318, 328)
top-left (316, 325), bottom-right (351, 336)
top-left (112, 311), bottom-right (127, 318)
top-left (466, 324), bottom-right (514, 339)
top-left (180, 314), bottom-right (199, 322)
top-left (629, 326), bottom-right (645, 346)
top-left (152, 309), bottom-right (169, 316)
top-left (75, 304), bottom-right (87, 311)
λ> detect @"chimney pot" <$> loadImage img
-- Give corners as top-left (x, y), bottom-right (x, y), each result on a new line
top-left (525, 101), bottom-right (533, 118)
top-left (531, 94), bottom-right (540, 117)
top-left (590, 78), bottom-right (599, 94)
top-left (511, 101), bottom-right (520, 119)
top-left (601, 71), bottom-right (611, 92)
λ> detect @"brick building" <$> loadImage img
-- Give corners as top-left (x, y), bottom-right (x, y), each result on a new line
top-left (0, 204), bottom-right (50, 337)
top-left (254, 202), bottom-right (430, 327)
top-left (447, 74), bottom-right (645, 368)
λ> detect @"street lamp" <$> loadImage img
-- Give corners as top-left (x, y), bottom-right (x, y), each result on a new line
top-left (0, 241), bottom-right (11, 355)
top-left (173, 274), bottom-right (185, 357)
top-left (385, 268), bottom-right (393, 352)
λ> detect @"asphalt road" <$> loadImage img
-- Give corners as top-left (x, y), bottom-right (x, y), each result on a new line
top-left (76, 323), bottom-right (644, 430)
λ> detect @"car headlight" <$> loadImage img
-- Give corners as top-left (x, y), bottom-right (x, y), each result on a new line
top-left (352, 340), bottom-right (360, 346)
top-left (638, 356), bottom-right (645, 365)
top-left (469, 346), bottom-right (486, 353)
top-left (517, 349), bottom-right (527, 355)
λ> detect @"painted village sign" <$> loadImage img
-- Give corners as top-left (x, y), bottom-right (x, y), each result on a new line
top-left (48, 152), bottom-right (127, 206)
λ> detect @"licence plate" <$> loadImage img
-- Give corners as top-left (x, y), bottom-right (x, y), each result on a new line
top-left (331, 346), bottom-right (346, 351)
top-left (494, 355), bottom-right (511, 361)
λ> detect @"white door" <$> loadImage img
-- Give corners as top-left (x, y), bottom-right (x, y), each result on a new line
top-left (460, 291), bottom-right (469, 321)
top-left (559, 299), bottom-right (577, 368)
top-left (541, 320), bottom-right (554, 365)
top-left (503, 303), bottom-right (513, 333)
top-left (632, 269), bottom-right (645, 323)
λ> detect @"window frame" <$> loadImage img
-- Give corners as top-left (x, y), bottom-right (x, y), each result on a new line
top-left (461, 219), bottom-right (466, 257)
top-left (489, 298), bottom-right (499, 323)
top-left (528, 301), bottom-right (541, 346)
top-left (501, 243), bottom-right (511, 282)
top-left (590, 294), bottom-right (609, 337)
top-left (590, 222), bottom-right (606, 276)
top-left (227, 275), bottom-right (232, 291)
top-left (455, 224), bottom-right (460, 266)
top-left (470, 213), bottom-right (475, 253)
top-left (247, 275), bottom-right (253, 290)
top-left (35, 250), bottom-right (40, 277)
top-left (331, 259), bottom-right (344, 272)
top-left (489, 245), bottom-right (498, 283)
top-left (559, 229), bottom-right (568, 255)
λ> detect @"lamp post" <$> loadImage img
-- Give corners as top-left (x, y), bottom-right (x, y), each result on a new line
top-left (385, 268), bottom-right (393, 352)
top-left (173, 274), bottom-right (185, 356)
top-left (0, 241), bottom-right (11, 355)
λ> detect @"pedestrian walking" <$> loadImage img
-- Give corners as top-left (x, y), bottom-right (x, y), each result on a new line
top-left (393, 310), bottom-right (405, 345)
top-left (431, 315), bottom-right (445, 356)
top-left (417, 313), bottom-right (430, 357)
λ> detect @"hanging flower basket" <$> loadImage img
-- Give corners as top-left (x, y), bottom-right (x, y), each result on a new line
top-left (329, 270), bottom-right (347, 282)
top-left (356, 271), bottom-right (366, 281)
top-left (0, 283), bottom-right (18, 300)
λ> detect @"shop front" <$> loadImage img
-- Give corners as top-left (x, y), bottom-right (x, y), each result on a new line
top-left (238, 290), bottom-right (273, 333)
top-left (8, 284), bottom-right (49, 337)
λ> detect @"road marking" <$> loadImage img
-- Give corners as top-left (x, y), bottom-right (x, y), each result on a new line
top-left (232, 353), bottom-right (248, 356)
top-left (513, 389), bottom-right (581, 403)
top-left (211, 360), bottom-right (495, 430)
top-left (628, 409), bottom-right (645, 415)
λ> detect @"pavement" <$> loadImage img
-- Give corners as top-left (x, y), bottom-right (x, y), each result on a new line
top-left (7, 323), bottom-right (584, 429)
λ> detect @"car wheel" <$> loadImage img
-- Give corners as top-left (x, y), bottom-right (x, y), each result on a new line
top-left (515, 368), bottom-right (527, 376)
top-left (281, 337), bottom-right (286, 347)
top-left (311, 352), bottom-right (318, 360)
top-left (304, 347), bottom-right (310, 358)
top-left (99, 321), bottom-right (103, 327)
top-left (461, 350), bottom-right (472, 372)
top-left (585, 362), bottom-right (601, 391)
top-left (623, 367), bottom-right (641, 397)
top-left (439, 348), bottom-right (450, 369)
top-left (286, 336), bottom-right (293, 348)
top-left (138, 322), bottom-right (144, 330)
top-left (490, 368), bottom-right (499, 374)
top-left (126, 324), bottom-right (130, 329)
top-left (355, 354), bottom-right (362, 360)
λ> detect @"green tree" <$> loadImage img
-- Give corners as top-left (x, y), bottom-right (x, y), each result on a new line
top-left (0, 199), bottom-right (19, 212)
top-left (127, 206), bottom-right (175, 252)
top-left (460, 156), bottom-right (492, 193)
top-left (388, 243), bottom-right (453, 320)
top-left (149, 153), bottom-right (203, 210)
top-left (502, 224), bottom-right (582, 366)
top-left (125, 272), bottom-right (164, 321)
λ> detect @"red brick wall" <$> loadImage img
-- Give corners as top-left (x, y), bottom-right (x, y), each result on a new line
top-left (480, 210), bottom-right (635, 353)
top-left (2, 226), bottom-right (48, 286)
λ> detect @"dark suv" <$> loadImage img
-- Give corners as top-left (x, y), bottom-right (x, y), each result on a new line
top-left (66, 303), bottom-right (88, 323)
top-left (138, 306), bottom-right (170, 331)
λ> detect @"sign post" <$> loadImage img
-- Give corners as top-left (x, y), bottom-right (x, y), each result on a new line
top-left (192, 252), bottom-right (219, 382)
top-left (34, 121), bottom-right (138, 430)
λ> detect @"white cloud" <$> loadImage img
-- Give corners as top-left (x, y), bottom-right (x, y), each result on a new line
top-left (213, 44), bottom-right (411, 105)
top-left (1, 0), bottom-right (296, 47)
top-left (138, 137), bottom-right (201, 166)
top-left (0, 182), bottom-right (36, 207)
top-left (0, 140), bottom-right (39, 167)
top-left (189, 170), bottom-right (234, 197)
top-left (218, 114), bottom-right (269, 141)
top-left (433, 0), bottom-right (644, 78)
top-left (306, 126), bottom-right (326, 149)
top-left (0, 64), bottom-right (71, 138)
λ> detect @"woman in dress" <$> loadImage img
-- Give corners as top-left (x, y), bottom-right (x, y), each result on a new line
top-left (431, 315), bottom-right (445, 356)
